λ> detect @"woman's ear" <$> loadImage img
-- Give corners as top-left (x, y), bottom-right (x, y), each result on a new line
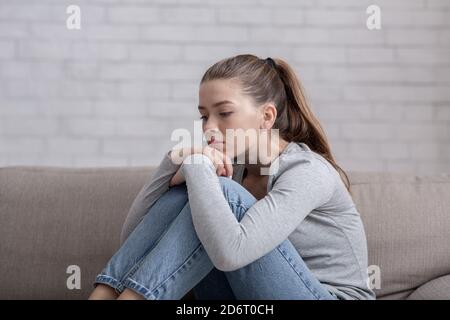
top-left (259, 104), bottom-right (277, 129)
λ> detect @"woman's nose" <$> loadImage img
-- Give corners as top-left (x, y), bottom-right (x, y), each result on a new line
top-left (204, 127), bottom-right (222, 141)
top-left (203, 117), bottom-right (218, 129)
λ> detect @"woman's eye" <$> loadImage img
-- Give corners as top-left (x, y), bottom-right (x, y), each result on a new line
top-left (199, 113), bottom-right (232, 121)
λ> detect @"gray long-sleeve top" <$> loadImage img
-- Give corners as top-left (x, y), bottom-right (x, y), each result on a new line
top-left (120, 142), bottom-right (376, 300)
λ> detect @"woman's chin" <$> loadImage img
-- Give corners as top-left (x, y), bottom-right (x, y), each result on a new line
top-left (210, 143), bottom-right (247, 163)
top-left (212, 144), bottom-right (235, 160)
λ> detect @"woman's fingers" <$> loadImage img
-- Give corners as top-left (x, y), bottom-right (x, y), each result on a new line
top-left (178, 145), bottom-right (232, 178)
top-left (210, 145), bottom-right (233, 177)
top-left (202, 146), bottom-right (229, 177)
top-left (211, 149), bottom-right (226, 176)
top-left (222, 153), bottom-right (233, 177)
top-left (216, 163), bottom-right (225, 176)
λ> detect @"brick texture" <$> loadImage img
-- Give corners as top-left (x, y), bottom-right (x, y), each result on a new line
top-left (0, 0), bottom-right (449, 173)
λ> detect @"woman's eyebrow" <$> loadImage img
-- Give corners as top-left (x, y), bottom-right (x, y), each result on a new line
top-left (198, 100), bottom-right (235, 110)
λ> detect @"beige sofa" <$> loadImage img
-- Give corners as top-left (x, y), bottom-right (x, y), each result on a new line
top-left (0, 165), bottom-right (449, 300)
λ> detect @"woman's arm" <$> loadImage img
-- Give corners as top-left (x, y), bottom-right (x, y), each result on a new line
top-left (120, 146), bottom-right (233, 244)
top-left (180, 153), bottom-right (336, 272)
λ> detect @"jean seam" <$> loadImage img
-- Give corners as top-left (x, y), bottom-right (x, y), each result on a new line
top-left (94, 274), bottom-right (125, 294)
top-left (149, 243), bottom-right (203, 298)
top-left (276, 246), bottom-right (323, 300)
top-left (123, 278), bottom-right (155, 300)
top-left (118, 261), bottom-right (143, 287)
top-left (124, 243), bottom-right (204, 300)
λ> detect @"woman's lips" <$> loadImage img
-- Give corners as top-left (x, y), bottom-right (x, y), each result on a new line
top-left (208, 141), bottom-right (224, 150)
top-left (208, 140), bottom-right (223, 145)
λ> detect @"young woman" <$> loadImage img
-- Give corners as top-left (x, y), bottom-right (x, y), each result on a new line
top-left (89, 54), bottom-right (376, 300)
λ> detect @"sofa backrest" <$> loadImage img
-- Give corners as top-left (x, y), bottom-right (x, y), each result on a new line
top-left (0, 166), bottom-right (449, 299)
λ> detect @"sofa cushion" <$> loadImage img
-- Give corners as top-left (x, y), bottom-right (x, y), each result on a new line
top-left (407, 274), bottom-right (450, 300)
top-left (348, 172), bottom-right (450, 299)
top-left (1, 166), bottom-right (449, 299)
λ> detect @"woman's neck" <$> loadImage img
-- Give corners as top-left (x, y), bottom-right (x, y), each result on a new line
top-left (243, 139), bottom-right (290, 178)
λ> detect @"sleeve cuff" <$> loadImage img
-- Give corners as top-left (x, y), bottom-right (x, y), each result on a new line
top-left (181, 153), bottom-right (216, 177)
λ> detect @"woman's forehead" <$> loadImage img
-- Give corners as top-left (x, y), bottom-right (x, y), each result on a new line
top-left (199, 79), bottom-right (246, 106)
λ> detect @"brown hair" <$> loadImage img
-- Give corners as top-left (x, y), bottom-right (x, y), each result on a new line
top-left (200, 54), bottom-right (352, 196)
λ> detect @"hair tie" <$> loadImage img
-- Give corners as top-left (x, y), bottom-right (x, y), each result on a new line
top-left (265, 57), bottom-right (276, 68)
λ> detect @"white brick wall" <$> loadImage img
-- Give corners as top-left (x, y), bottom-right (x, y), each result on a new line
top-left (0, 0), bottom-right (449, 173)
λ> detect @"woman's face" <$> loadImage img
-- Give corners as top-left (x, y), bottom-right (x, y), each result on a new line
top-left (198, 78), bottom-right (265, 160)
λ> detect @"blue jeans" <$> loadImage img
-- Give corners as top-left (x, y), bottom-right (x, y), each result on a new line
top-left (93, 176), bottom-right (338, 300)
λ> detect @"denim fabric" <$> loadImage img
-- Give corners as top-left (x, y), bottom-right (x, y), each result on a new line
top-left (93, 177), bottom-right (337, 300)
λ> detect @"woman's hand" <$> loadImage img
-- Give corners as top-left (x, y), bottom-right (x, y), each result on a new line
top-left (202, 145), bottom-right (234, 177)
top-left (168, 146), bottom-right (233, 187)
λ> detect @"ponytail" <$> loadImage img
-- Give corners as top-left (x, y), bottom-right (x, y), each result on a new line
top-left (272, 58), bottom-right (352, 195)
